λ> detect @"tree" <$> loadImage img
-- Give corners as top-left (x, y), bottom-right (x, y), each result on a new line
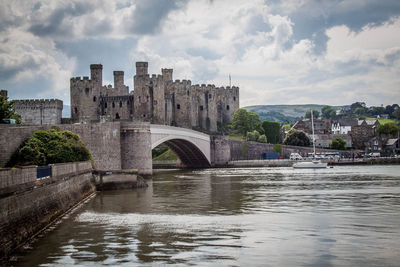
top-left (350, 102), bottom-right (366, 111)
top-left (257, 134), bottom-right (267, 143)
top-left (8, 127), bottom-right (92, 166)
top-left (330, 138), bottom-right (346, 150)
top-left (261, 120), bottom-right (280, 144)
top-left (247, 130), bottom-right (260, 142)
top-left (376, 123), bottom-right (400, 136)
top-left (232, 109), bottom-right (261, 136)
top-left (0, 94), bottom-right (21, 123)
top-left (305, 110), bottom-right (320, 119)
top-left (321, 106), bottom-right (336, 119)
top-left (283, 130), bottom-right (311, 147)
top-left (354, 107), bottom-right (367, 116)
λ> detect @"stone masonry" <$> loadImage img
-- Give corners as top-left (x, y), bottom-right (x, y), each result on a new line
top-left (13, 99), bottom-right (63, 125)
top-left (71, 62), bottom-right (239, 132)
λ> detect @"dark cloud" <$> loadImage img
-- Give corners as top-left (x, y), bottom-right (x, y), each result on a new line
top-left (0, 57), bottom-right (38, 81)
top-left (29, 2), bottom-right (93, 37)
top-left (56, 37), bottom-right (138, 81)
top-left (267, 0), bottom-right (400, 54)
top-left (130, 0), bottom-right (187, 35)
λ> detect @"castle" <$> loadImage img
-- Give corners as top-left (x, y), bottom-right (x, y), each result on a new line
top-left (70, 62), bottom-right (239, 132)
top-left (14, 99), bottom-right (63, 125)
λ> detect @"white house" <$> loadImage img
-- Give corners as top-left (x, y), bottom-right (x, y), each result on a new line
top-left (331, 119), bottom-right (358, 135)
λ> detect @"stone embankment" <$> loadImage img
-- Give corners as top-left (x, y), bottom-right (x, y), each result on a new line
top-left (0, 161), bottom-right (95, 258)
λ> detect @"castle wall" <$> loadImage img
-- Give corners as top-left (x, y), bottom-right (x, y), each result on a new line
top-left (100, 95), bottom-right (133, 121)
top-left (14, 99), bottom-right (63, 125)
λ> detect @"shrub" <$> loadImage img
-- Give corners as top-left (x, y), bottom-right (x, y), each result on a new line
top-left (258, 134), bottom-right (267, 143)
top-left (8, 128), bottom-right (91, 166)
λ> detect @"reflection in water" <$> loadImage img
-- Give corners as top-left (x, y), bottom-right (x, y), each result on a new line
top-left (14, 165), bottom-right (400, 266)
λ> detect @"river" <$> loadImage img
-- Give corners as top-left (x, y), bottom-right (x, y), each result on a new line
top-left (14, 165), bottom-right (400, 266)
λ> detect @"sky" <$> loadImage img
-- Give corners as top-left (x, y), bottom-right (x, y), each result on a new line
top-left (1, 0), bottom-right (400, 108)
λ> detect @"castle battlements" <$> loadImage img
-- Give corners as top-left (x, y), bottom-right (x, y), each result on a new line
top-left (14, 99), bottom-right (63, 108)
top-left (71, 62), bottom-right (239, 132)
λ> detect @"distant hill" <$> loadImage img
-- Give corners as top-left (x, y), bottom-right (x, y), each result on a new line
top-left (244, 104), bottom-right (343, 123)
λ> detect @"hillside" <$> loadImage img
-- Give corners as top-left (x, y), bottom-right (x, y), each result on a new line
top-left (244, 104), bottom-right (343, 123)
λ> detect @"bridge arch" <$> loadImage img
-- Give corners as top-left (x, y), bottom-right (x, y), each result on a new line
top-left (150, 125), bottom-right (211, 168)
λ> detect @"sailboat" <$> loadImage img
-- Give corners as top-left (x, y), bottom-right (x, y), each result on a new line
top-left (293, 110), bottom-right (328, 169)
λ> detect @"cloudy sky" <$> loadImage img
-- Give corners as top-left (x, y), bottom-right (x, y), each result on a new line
top-left (1, 0), bottom-right (400, 107)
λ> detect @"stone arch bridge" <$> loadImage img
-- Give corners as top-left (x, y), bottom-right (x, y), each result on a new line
top-left (0, 122), bottom-right (230, 176)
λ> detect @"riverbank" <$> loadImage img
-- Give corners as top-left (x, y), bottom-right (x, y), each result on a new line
top-left (226, 157), bottom-right (400, 168)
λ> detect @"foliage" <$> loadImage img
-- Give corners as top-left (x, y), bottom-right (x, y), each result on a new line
top-left (376, 123), bottom-right (400, 136)
top-left (229, 134), bottom-right (245, 141)
top-left (241, 142), bottom-right (247, 157)
top-left (257, 134), bottom-right (267, 143)
top-left (8, 128), bottom-right (91, 166)
top-left (261, 120), bottom-right (281, 144)
top-left (273, 144), bottom-right (282, 154)
top-left (330, 138), bottom-right (346, 150)
top-left (247, 130), bottom-right (260, 142)
top-left (283, 129), bottom-right (311, 147)
top-left (321, 106), bottom-right (337, 119)
top-left (305, 110), bottom-right (320, 119)
top-left (0, 95), bottom-right (21, 123)
top-left (152, 148), bottom-right (178, 161)
top-left (152, 144), bottom-right (169, 158)
top-left (232, 108), bottom-right (261, 136)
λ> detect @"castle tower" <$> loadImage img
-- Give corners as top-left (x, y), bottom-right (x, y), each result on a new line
top-left (133, 62), bottom-right (151, 121)
top-left (114, 71), bottom-right (128, 95)
top-left (162, 68), bottom-right (173, 81)
top-left (136, 62), bottom-right (148, 76)
top-left (70, 64), bottom-right (103, 122)
top-left (90, 64), bottom-right (103, 89)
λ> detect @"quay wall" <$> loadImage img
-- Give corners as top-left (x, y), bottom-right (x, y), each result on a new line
top-left (0, 161), bottom-right (94, 258)
top-left (0, 122), bottom-right (121, 170)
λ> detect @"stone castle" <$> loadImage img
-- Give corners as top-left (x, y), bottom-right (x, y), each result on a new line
top-left (14, 99), bottom-right (63, 125)
top-left (70, 62), bottom-right (239, 132)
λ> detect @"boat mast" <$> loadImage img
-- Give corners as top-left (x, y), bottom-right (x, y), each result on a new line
top-left (311, 109), bottom-right (316, 157)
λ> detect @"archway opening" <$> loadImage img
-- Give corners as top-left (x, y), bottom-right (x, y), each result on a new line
top-left (152, 139), bottom-right (210, 169)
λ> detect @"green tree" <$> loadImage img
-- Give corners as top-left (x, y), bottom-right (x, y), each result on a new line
top-left (8, 128), bottom-right (92, 166)
top-left (261, 120), bottom-right (280, 144)
top-left (376, 123), bottom-right (400, 136)
top-left (232, 108), bottom-right (261, 136)
top-left (257, 134), bottom-right (267, 143)
top-left (330, 138), bottom-right (346, 150)
top-left (305, 110), bottom-right (320, 119)
top-left (246, 130), bottom-right (260, 142)
top-left (0, 94), bottom-right (21, 123)
top-left (321, 106), bottom-right (336, 119)
top-left (283, 129), bottom-right (311, 147)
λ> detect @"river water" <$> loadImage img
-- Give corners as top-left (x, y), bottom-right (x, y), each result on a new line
top-left (14, 165), bottom-right (400, 266)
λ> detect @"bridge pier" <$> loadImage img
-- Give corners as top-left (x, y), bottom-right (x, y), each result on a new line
top-left (121, 122), bottom-right (152, 176)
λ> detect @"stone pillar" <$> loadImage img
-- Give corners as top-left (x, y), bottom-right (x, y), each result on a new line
top-left (210, 135), bottom-right (231, 166)
top-left (120, 122), bottom-right (152, 175)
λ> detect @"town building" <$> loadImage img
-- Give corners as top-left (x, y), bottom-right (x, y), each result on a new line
top-left (331, 118), bottom-right (358, 135)
top-left (351, 120), bottom-right (380, 149)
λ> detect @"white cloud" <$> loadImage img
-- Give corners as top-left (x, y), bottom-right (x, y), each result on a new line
top-left (1, 0), bottom-right (400, 107)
